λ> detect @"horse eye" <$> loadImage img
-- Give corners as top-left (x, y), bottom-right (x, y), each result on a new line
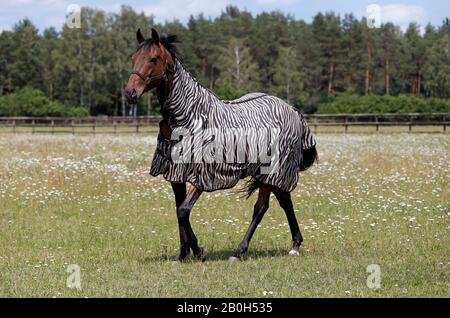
top-left (149, 58), bottom-right (157, 64)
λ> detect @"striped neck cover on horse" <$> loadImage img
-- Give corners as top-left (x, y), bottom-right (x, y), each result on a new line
top-left (151, 59), bottom-right (317, 193)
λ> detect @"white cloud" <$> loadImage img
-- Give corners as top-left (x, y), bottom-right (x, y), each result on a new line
top-left (141, 0), bottom-right (229, 23)
top-left (379, 4), bottom-right (427, 28)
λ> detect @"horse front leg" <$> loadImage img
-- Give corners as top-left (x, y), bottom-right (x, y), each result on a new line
top-left (171, 183), bottom-right (206, 261)
top-left (171, 182), bottom-right (190, 261)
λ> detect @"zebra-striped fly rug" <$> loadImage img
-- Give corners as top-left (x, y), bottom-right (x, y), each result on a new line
top-left (150, 59), bottom-right (317, 193)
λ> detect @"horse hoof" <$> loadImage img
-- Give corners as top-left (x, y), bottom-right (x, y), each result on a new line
top-left (229, 256), bottom-right (241, 262)
top-left (176, 253), bottom-right (188, 262)
top-left (196, 247), bottom-right (207, 262)
top-left (289, 249), bottom-right (300, 256)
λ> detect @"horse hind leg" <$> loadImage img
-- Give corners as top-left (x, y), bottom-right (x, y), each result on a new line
top-left (272, 188), bottom-right (303, 256)
top-left (230, 185), bottom-right (271, 261)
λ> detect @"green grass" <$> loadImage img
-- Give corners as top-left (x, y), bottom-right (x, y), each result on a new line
top-left (0, 133), bottom-right (448, 297)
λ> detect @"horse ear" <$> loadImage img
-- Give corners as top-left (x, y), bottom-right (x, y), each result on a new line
top-left (136, 28), bottom-right (145, 44)
top-left (151, 28), bottom-right (160, 44)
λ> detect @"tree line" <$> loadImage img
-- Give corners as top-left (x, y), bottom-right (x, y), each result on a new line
top-left (0, 5), bottom-right (449, 116)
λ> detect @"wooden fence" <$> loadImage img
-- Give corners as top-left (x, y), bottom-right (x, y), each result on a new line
top-left (0, 116), bottom-right (161, 134)
top-left (0, 112), bottom-right (448, 134)
top-left (304, 112), bottom-right (449, 133)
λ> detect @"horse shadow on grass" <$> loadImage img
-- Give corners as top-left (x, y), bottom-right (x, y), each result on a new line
top-left (140, 248), bottom-right (299, 264)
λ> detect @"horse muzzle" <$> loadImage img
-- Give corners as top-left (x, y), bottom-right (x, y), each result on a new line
top-left (124, 88), bottom-right (139, 104)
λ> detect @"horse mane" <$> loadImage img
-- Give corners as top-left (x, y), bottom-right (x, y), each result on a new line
top-left (140, 33), bottom-right (182, 62)
top-left (160, 33), bottom-right (182, 61)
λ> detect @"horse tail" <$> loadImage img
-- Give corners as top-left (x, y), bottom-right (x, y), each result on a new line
top-left (295, 109), bottom-right (318, 171)
top-left (242, 178), bottom-right (262, 199)
top-left (300, 145), bottom-right (318, 171)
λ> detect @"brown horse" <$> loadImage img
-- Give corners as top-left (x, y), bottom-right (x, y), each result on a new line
top-left (125, 28), bottom-right (317, 262)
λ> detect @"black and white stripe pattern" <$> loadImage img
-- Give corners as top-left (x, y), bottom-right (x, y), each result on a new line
top-left (150, 59), bottom-right (316, 192)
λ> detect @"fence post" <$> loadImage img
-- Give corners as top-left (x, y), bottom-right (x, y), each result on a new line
top-left (71, 119), bottom-right (75, 135)
top-left (32, 119), bottom-right (35, 134)
top-left (113, 119), bottom-right (117, 135)
top-left (93, 118), bottom-right (96, 135)
top-left (443, 115), bottom-right (446, 133)
top-left (51, 120), bottom-right (55, 134)
top-left (344, 116), bottom-right (348, 133)
top-left (409, 115), bottom-right (413, 133)
top-left (375, 116), bottom-right (379, 133)
top-left (12, 120), bottom-right (16, 134)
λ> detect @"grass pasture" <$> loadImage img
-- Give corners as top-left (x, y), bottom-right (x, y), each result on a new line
top-left (0, 133), bottom-right (448, 297)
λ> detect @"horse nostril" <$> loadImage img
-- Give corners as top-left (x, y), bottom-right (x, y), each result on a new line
top-left (125, 88), bottom-right (137, 102)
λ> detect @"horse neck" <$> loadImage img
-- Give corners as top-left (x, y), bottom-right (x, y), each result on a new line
top-left (160, 59), bottom-right (218, 120)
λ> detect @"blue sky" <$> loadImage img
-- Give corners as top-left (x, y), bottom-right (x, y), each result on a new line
top-left (0, 0), bottom-right (448, 33)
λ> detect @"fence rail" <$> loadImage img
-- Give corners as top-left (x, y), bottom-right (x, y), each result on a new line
top-left (0, 113), bottom-right (448, 134)
top-left (303, 112), bottom-right (449, 133)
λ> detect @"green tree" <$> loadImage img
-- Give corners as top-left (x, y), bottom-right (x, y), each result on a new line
top-left (288, 20), bottom-right (322, 110)
top-left (41, 27), bottom-right (59, 99)
top-left (216, 37), bottom-right (259, 93)
top-left (361, 18), bottom-right (377, 95)
top-left (378, 23), bottom-right (402, 95)
top-left (341, 14), bottom-right (366, 94)
top-left (250, 12), bottom-right (291, 91)
top-left (187, 14), bottom-right (221, 86)
top-left (312, 13), bottom-right (343, 96)
top-left (403, 23), bottom-right (427, 95)
top-left (53, 9), bottom-right (91, 109)
top-left (424, 34), bottom-right (450, 98)
top-left (0, 30), bottom-right (14, 93)
top-left (9, 19), bottom-right (42, 90)
top-left (272, 47), bottom-right (303, 104)
top-left (1, 7), bottom-right (449, 115)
